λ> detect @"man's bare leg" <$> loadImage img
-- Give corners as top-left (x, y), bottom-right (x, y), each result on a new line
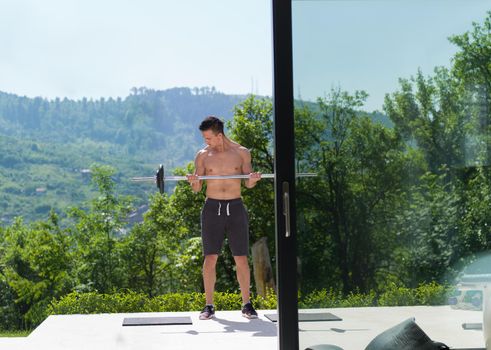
top-left (203, 254), bottom-right (218, 304)
top-left (234, 255), bottom-right (258, 318)
top-left (233, 255), bottom-right (251, 303)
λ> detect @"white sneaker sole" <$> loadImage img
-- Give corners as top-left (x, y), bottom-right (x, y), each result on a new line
top-left (199, 314), bottom-right (215, 320)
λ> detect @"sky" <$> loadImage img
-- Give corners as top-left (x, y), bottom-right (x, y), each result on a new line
top-left (292, 0), bottom-right (491, 111)
top-left (0, 0), bottom-right (490, 112)
top-left (0, 0), bottom-right (273, 100)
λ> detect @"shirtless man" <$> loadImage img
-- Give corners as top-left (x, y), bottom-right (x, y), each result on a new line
top-left (187, 116), bottom-right (261, 320)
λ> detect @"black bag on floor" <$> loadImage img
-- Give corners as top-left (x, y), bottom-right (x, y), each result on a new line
top-left (365, 317), bottom-right (449, 350)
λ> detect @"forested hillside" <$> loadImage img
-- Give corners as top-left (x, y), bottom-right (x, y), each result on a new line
top-left (0, 87), bottom-right (246, 224)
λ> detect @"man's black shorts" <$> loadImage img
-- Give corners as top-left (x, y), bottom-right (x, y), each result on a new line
top-left (200, 198), bottom-right (249, 256)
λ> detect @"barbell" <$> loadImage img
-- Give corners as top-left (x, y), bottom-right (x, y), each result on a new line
top-left (131, 165), bottom-right (317, 193)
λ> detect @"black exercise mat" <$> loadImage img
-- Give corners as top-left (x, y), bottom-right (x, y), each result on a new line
top-left (122, 316), bottom-right (192, 326)
top-left (265, 312), bottom-right (342, 322)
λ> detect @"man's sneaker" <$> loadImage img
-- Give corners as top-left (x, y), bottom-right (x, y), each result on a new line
top-left (199, 305), bottom-right (215, 320)
top-left (241, 302), bottom-right (258, 319)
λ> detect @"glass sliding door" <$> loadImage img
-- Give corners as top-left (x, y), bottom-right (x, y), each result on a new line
top-left (274, 0), bottom-right (491, 349)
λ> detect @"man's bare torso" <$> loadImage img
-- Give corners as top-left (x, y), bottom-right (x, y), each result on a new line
top-left (198, 143), bottom-right (246, 200)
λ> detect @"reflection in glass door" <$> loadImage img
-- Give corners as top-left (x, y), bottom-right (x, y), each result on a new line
top-left (291, 1), bottom-right (491, 349)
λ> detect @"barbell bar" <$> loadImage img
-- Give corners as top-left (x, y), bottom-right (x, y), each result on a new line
top-left (131, 165), bottom-right (317, 194)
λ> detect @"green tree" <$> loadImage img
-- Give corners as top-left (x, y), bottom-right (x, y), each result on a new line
top-left (459, 167), bottom-right (491, 255)
top-left (1, 213), bottom-right (74, 328)
top-left (0, 225), bottom-right (24, 330)
top-left (449, 10), bottom-right (491, 164)
top-left (384, 68), bottom-right (466, 173)
top-left (390, 170), bottom-right (461, 287)
top-left (381, 11), bottom-right (491, 287)
top-left (296, 89), bottom-right (409, 293)
top-left (70, 165), bottom-right (132, 293)
top-left (166, 164), bottom-right (208, 291)
top-left (122, 193), bottom-right (191, 296)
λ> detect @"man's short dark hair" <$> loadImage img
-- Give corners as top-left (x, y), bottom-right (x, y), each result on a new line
top-left (199, 116), bottom-right (224, 135)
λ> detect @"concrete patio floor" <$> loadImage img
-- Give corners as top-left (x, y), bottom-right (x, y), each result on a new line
top-left (0, 305), bottom-right (484, 350)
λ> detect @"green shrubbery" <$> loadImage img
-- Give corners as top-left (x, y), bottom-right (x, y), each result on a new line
top-left (47, 282), bottom-right (449, 317)
top-left (299, 289), bottom-right (377, 309)
top-left (298, 282), bottom-right (450, 309)
top-left (378, 282), bottom-right (451, 306)
top-left (47, 290), bottom-right (278, 315)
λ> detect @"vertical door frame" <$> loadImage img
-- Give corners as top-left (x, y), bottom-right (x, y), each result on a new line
top-left (271, 1), bottom-right (299, 349)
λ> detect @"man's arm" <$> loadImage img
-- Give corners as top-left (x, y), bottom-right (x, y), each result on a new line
top-left (241, 148), bottom-right (261, 189)
top-left (187, 151), bottom-right (205, 193)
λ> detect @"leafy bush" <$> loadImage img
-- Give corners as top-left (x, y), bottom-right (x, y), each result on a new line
top-left (48, 282), bottom-right (448, 318)
top-left (299, 289), bottom-right (343, 309)
top-left (253, 289), bottom-right (278, 310)
top-left (378, 282), bottom-right (450, 306)
top-left (298, 282), bottom-right (448, 309)
top-left (339, 290), bottom-right (376, 308)
top-left (48, 290), bottom-right (277, 316)
top-left (378, 284), bottom-right (418, 306)
top-left (298, 288), bottom-right (376, 308)
top-left (414, 282), bottom-right (451, 305)
top-left (47, 291), bottom-right (152, 315)
top-left (0, 279), bottom-right (23, 330)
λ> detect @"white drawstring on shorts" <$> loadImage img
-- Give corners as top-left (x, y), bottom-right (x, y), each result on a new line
top-left (217, 202), bottom-right (230, 216)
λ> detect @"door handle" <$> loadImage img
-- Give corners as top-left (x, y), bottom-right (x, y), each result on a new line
top-left (282, 181), bottom-right (291, 237)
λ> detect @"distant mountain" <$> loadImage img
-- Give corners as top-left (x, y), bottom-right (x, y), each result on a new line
top-left (0, 87), bottom-right (247, 163)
